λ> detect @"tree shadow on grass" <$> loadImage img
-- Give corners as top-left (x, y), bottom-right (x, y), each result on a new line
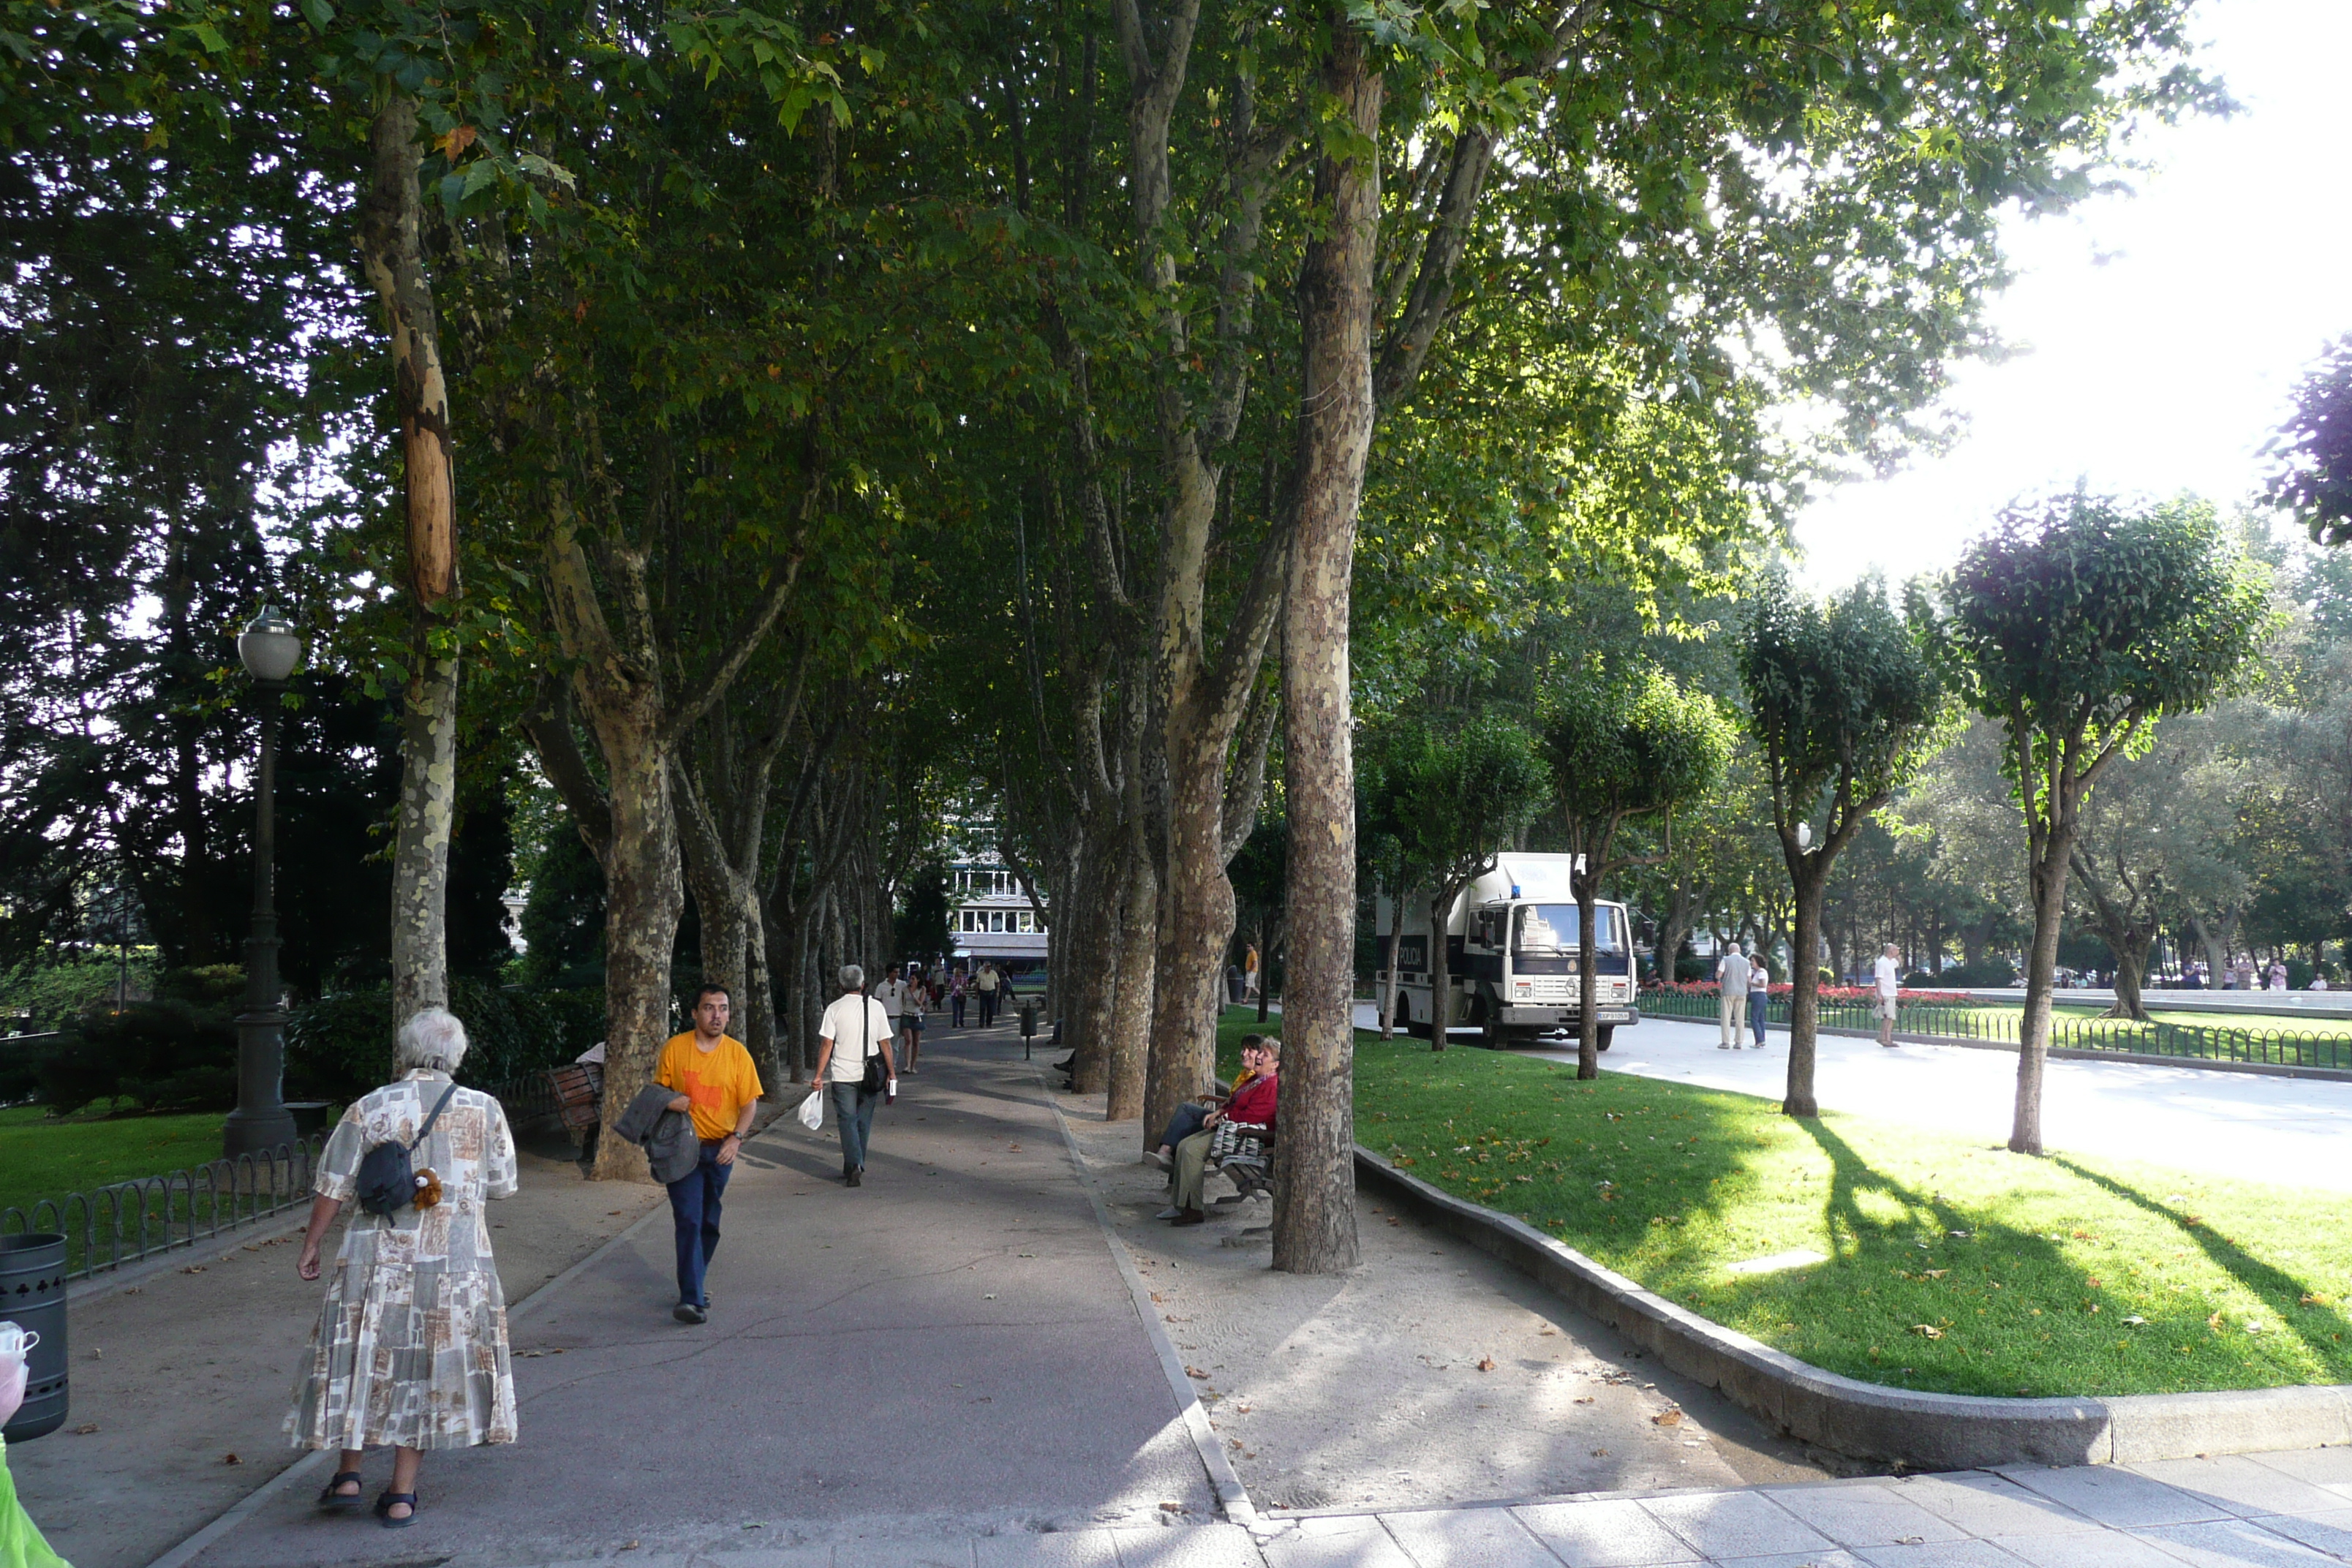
top-left (2049, 1153), bottom-right (2344, 1368)
top-left (1787, 1116), bottom-right (2099, 1395)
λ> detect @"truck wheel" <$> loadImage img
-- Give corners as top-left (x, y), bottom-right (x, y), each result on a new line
top-left (1596, 1025), bottom-right (1616, 1052)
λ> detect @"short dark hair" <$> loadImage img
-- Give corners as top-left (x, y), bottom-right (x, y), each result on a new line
top-left (1239, 1033), bottom-right (1265, 1051)
top-left (693, 983), bottom-right (731, 1007)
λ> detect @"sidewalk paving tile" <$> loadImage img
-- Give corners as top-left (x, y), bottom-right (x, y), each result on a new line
top-left (1259, 1519), bottom-right (1413, 1568)
top-left (1512, 1497), bottom-right (1702, 1566)
top-left (1378, 1506), bottom-right (1564, 1567)
top-left (1891, 1474), bottom-right (2105, 1539)
top-left (1703, 1553), bottom-right (1864, 1568)
top-left (2248, 1447), bottom-right (2352, 1499)
top-left (1640, 1491), bottom-right (1836, 1559)
top-left (2241, 1507), bottom-right (2352, 1561)
top-left (2130, 1519), bottom-right (2342, 1568)
top-left (1107, 1523), bottom-right (1267, 1568)
top-left (686, 1548), bottom-right (835, 1568)
top-left (1994, 1466), bottom-right (2228, 1529)
top-left (973, 1529), bottom-right (1122, 1567)
top-left (2127, 1456), bottom-right (2352, 1519)
top-left (1983, 1535), bottom-right (2190, 1568)
top-left (1849, 1542), bottom-right (2027, 1568)
top-left (834, 1537), bottom-right (977, 1567)
top-left (1760, 1482), bottom-right (1973, 1548)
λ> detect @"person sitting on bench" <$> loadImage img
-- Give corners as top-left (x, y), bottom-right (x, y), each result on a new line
top-left (1163, 1037), bottom-right (1278, 1226)
top-left (1145, 1036), bottom-right (1267, 1172)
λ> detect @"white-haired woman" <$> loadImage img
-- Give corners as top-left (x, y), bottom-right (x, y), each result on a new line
top-left (287, 1006), bottom-right (519, 1528)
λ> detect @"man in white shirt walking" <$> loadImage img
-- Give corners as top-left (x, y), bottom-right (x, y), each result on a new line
top-left (813, 966), bottom-right (897, 1187)
top-left (1874, 942), bottom-right (1902, 1047)
top-left (1716, 946), bottom-right (1751, 1049)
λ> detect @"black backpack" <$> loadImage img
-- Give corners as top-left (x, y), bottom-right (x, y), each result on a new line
top-left (355, 1082), bottom-right (459, 1216)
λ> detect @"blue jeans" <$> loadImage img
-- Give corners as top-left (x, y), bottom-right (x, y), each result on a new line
top-left (829, 1080), bottom-right (880, 1174)
top-left (666, 1141), bottom-right (733, 1308)
top-left (1749, 990), bottom-right (1768, 1045)
top-left (1158, 1102), bottom-right (1210, 1153)
top-left (951, 994), bottom-right (966, 1026)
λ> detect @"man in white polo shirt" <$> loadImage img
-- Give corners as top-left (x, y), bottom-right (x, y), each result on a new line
top-left (1874, 942), bottom-right (1902, 1047)
top-left (1715, 945), bottom-right (1751, 1049)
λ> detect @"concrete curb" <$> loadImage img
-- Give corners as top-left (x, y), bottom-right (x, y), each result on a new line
top-left (1353, 1146), bottom-right (2352, 1471)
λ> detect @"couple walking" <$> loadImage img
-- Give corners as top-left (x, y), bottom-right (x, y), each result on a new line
top-left (1716, 946), bottom-right (1772, 1048)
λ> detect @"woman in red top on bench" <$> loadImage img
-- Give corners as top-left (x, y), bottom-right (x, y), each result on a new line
top-left (1167, 1038), bottom-right (1278, 1225)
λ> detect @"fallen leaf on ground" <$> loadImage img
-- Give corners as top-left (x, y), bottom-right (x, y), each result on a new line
top-left (1911, 1324), bottom-right (1944, 1340)
top-left (1922, 1269), bottom-right (1948, 1279)
top-left (223, 1453), bottom-right (240, 1465)
top-left (2123, 1316), bottom-right (2149, 1327)
top-left (2209, 1311), bottom-right (2225, 1330)
top-left (2304, 1293), bottom-right (2333, 1307)
top-left (181, 1265), bottom-right (205, 1274)
top-left (1575, 1396), bottom-right (1595, 1405)
top-left (72, 1424), bottom-right (97, 1435)
top-left (1651, 1409), bottom-right (1683, 1427)
top-left (1476, 1357), bottom-right (1496, 1371)
top-left (1186, 1366), bottom-right (1210, 1379)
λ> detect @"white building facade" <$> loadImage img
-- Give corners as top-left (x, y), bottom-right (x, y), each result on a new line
top-left (949, 859), bottom-right (1047, 974)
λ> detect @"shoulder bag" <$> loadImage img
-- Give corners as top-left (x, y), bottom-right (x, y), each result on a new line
top-left (859, 998), bottom-right (890, 1093)
top-left (356, 1081), bottom-right (460, 1215)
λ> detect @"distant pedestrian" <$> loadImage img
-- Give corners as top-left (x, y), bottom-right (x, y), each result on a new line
top-left (1244, 946), bottom-right (1261, 1000)
top-left (876, 966), bottom-right (910, 1037)
top-left (2269, 960), bottom-right (2289, 992)
top-left (289, 1007), bottom-right (519, 1526)
top-left (2233, 955), bottom-right (2257, 992)
top-left (1874, 942), bottom-right (1901, 1047)
top-left (1715, 946), bottom-right (1751, 1049)
top-left (653, 984), bottom-right (763, 1324)
top-left (814, 965), bottom-right (897, 1186)
top-left (976, 962), bottom-right (1001, 1028)
top-left (900, 968), bottom-right (927, 1074)
top-left (1746, 949), bottom-right (1771, 1048)
top-left (949, 967), bottom-right (968, 1028)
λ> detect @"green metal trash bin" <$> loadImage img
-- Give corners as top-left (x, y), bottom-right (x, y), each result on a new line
top-left (0, 1234), bottom-right (66, 1443)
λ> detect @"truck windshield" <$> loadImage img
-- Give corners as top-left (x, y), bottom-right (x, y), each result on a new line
top-left (1513, 904), bottom-right (1622, 955)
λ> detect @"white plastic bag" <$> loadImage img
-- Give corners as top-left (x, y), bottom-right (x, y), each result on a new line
top-left (796, 1090), bottom-right (824, 1131)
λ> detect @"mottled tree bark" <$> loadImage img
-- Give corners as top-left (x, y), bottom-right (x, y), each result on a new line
top-left (1105, 820), bottom-right (1158, 1120)
top-left (1781, 867), bottom-right (1828, 1118)
top-left (361, 95), bottom-right (460, 1028)
top-left (1270, 19), bottom-right (1379, 1278)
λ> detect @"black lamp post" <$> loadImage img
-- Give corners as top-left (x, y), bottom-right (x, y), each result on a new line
top-left (223, 606), bottom-right (302, 1159)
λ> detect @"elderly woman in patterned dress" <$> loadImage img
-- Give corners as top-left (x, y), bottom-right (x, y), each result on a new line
top-left (287, 1007), bottom-right (519, 1528)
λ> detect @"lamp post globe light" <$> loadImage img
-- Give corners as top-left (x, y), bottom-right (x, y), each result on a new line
top-left (223, 606), bottom-right (302, 1158)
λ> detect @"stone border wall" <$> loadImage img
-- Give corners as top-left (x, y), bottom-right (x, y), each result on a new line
top-left (1356, 1147), bottom-right (2352, 1470)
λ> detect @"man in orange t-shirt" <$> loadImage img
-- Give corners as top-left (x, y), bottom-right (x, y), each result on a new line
top-left (655, 984), bottom-right (764, 1323)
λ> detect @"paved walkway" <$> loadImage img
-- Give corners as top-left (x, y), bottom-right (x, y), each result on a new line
top-left (124, 1015), bottom-right (2352, 1568)
top-left (170, 1022), bottom-right (1216, 1568)
top-left (1527, 1013), bottom-right (2352, 1194)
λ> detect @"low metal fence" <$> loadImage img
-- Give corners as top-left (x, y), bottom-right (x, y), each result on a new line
top-left (1637, 987), bottom-right (2352, 1073)
top-left (1, 1134), bottom-right (328, 1284)
top-left (0, 1068), bottom-right (573, 1285)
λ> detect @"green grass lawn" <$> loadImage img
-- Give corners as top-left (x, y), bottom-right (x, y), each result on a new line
top-left (0, 1104), bottom-right (225, 1223)
top-left (1222, 1010), bottom-right (2352, 1399)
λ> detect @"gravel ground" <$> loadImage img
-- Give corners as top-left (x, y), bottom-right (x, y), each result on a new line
top-left (1055, 1091), bottom-right (1835, 1517)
